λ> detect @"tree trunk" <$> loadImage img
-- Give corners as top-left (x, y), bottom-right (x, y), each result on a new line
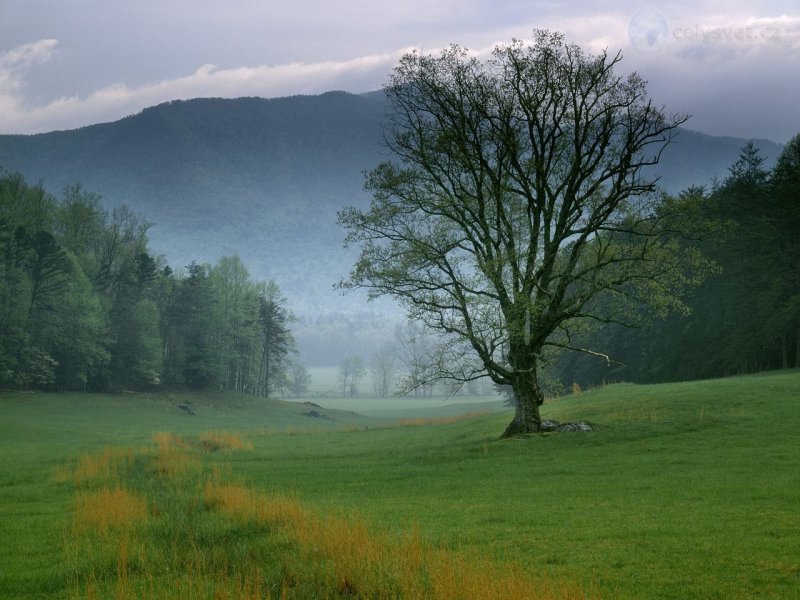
top-left (781, 333), bottom-right (788, 370)
top-left (796, 328), bottom-right (800, 369)
top-left (500, 371), bottom-right (545, 438)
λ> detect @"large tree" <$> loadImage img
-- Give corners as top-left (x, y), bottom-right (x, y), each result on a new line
top-left (339, 31), bottom-right (692, 436)
top-left (339, 355), bottom-right (366, 398)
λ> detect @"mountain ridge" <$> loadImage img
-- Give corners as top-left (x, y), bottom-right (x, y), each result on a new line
top-left (0, 92), bottom-right (785, 317)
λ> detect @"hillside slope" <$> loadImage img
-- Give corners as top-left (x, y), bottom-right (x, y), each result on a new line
top-left (0, 92), bottom-right (784, 315)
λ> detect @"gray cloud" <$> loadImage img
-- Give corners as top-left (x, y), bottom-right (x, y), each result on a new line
top-left (0, 1), bottom-right (797, 142)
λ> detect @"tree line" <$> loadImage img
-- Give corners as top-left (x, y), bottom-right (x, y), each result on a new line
top-left (555, 138), bottom-right (800, 388)
top-left (0, 173), bottom-right (298, 395)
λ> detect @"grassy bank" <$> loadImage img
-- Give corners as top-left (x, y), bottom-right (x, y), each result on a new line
top-left (1, 371), bottom-right (798, 597)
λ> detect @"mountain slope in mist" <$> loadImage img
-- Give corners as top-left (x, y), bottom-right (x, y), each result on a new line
top-left (0, 91), bottom-right (784, 316)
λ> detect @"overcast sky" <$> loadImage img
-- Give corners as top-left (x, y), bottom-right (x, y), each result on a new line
top-left (1, 1), bottom-right (798, 142)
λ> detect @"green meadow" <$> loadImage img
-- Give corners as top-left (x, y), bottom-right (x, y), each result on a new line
top-left (1, 371), bottom-right (798, 598)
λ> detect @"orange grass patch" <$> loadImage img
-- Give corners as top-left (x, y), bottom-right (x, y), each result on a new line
top-left (204, 482), bottom-right (305, 527)
top-left (68, 447), bottom-right (134, 488)
top-left (198, 430), bottom-right (253, 452)
top-left (152, 431), bottom-right (186, 450)
top-left (63, 439), bottom-right (587, 599)
top-left (204, 480), bottom-right (585, 599)
top-left (151, 432), bottom-right (200, 478)
top-left (73, 487), bottom-right (147, 535)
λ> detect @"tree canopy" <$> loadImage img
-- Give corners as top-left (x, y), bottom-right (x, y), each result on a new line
top-left (339, 30), bottom-right (694, 435)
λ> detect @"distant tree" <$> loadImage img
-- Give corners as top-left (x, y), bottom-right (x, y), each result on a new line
top-left (51, 254), bottom-right (109, 391)
top-left (17, 345), bottom-right (58, 388)
top-left (257, 281), bottom-right (296, 398)
top-left (370, 343), bottom-right (396, 398)
top-left (2, 182), bottom-right (73, 387)
top-left (158, 260), bottom-right (296, 396)
top-left (56, 185), bottom-right (104, 269)
top-left (175, 262), bottom-right (221, 390)
top-left (22, 229), bottom-right (72, 331)
top-left (124, 300), bottom-right (163, 387)
top-left (289, 362), bottom-right (312, 397)
top-left (153, 265), bottom-right (179, 385)
top-left (340, 355), bottom-right (366, 397)
top-left (92, 205), bottom-right (150, 302)
top-left (555, 137), bottom-right (800, 386)
top-left (133, 252), bottom-right (158, 301)
top-left (393, 321), bottom-right (436, 397)
top-left (211, 256), bottom-right (260, 393)
top-left (339, 31), bottom-right (691, 435)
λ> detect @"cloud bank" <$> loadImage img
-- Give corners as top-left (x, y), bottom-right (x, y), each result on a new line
top-left (1, 8), bottom-right (798, 142)
top-left (0, 44), bottom-right (412, 133)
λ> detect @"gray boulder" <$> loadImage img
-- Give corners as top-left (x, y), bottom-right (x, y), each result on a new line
top-left (540, 419), bottom-right (593, 432)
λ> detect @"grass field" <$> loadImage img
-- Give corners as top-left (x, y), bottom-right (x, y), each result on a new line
top-left (1, 371), bottom-right (798, 598)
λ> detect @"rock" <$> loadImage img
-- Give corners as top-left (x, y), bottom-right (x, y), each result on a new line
top-left (556, 421), bottom-right (593, 432)
top-left (539, 419), bottom-right (593, 432)
top-left (304, 409), bottom-right (331, 419)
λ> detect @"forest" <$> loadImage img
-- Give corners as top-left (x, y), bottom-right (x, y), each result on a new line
top-left (1, 135), bottom-right (798, 395)
top-left (0, 177), bottom-right (296, 395)
top-left (556, 138), bottom-right (800, 389)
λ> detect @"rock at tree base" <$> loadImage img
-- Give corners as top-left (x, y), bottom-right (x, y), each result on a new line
top-left (540, 420), bottom-right (593, 432)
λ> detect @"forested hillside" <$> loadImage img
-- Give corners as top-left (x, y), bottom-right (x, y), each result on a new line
top-left (0, 92), bottom-right (784, 316)
top-left (0, 93), bottom-right (387, 315)
top-left (0, 173), bottom-right (297, 393)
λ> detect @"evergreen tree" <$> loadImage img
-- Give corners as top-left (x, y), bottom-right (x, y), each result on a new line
top-left (175, 262), bottom-right (221, 390)
top-left (257, 282), bottom-right (295, 398)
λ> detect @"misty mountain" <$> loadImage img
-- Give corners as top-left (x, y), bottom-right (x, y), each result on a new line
top-left (0, 91), bottom-right (784, 318)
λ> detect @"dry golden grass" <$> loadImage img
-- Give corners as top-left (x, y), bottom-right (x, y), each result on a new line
top-left (204, 481), bottom-right (305, 527)
top-left (62, 432), bottom-right (586, 599)
top-left (342, 424), bottom-right (366, 433)
top-left (198, 430), bottom-right (253, 452)
top-left (73, 487), bottom-right (147, 535)
top-left (151, 431), bottom-right (200, 478)
top-left (67, 447), bottom-right (134, 488)
top-left (204, 479), bottom-right (584, 599)
top-left (398, 410), bottom-right (490, 428)
top-left (152, 431), bottom-right (186, 450)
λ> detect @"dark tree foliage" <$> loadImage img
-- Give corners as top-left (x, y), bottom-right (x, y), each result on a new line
top-left (557, 137), bottom-right (800, 385)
